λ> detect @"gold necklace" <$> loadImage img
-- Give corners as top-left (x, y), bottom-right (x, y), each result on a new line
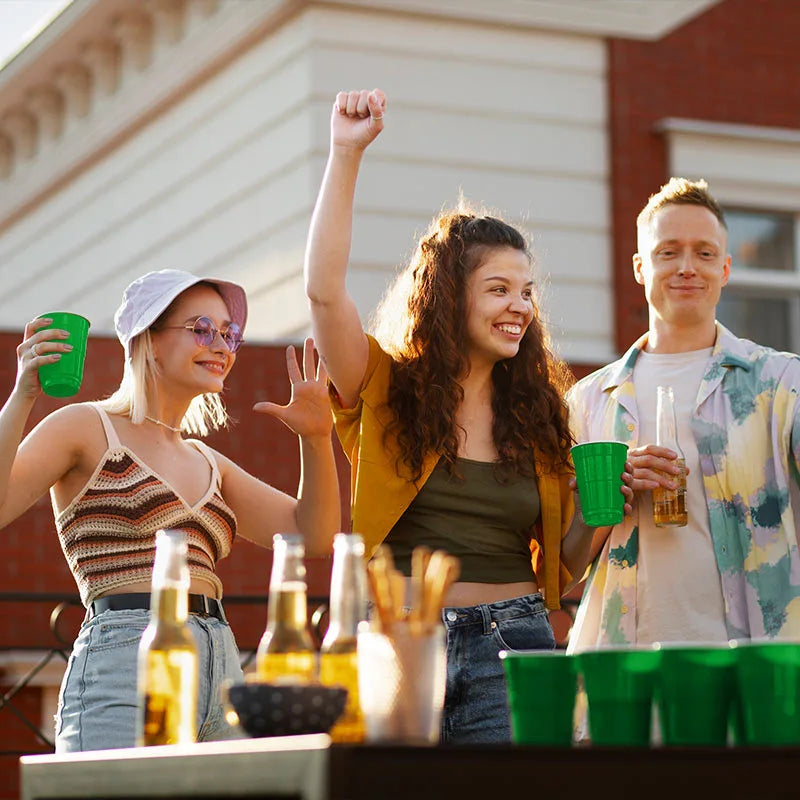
top-left (145, 416), bottom-right (183, 433)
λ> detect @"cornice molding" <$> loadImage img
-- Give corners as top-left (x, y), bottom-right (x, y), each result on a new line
top-left (0, 0), bottom-right (722, 223)
top-left (316, 0), bottom-right (722, 40)
top-left (0, 0), bottom-right (295, 229)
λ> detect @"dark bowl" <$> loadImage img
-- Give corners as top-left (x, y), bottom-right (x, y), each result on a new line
top-left (222, 680), bottom-right (348, 738)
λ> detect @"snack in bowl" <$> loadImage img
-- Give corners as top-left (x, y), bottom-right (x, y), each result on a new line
top-left (222, 678), bottom-right (347, 738)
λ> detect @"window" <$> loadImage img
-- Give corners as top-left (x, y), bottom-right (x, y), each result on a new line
top-left (717, 208), bottom-right (800, 353)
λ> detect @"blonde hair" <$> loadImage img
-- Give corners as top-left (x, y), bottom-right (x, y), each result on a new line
top-left (636, 177), bottom-right (727, 232)
top-left (99, 329), bottom-right (228, 437)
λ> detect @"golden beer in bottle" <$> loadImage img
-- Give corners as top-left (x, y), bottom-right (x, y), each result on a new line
top-left (319, 533), bottom-right (368, 742)
top-left (256, 534), bottom-right (316, 683)
top-left (136, 529), bottom-right (198, 746)
top-left (653, 385), bottom-right (688, 527)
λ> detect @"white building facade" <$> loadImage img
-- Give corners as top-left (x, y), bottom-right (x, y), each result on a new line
top-left (0, 0), bottom-right (719, 365)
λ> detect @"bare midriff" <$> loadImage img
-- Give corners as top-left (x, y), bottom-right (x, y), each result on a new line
top-left (95, 577), bottom-right (220, 599)
top-left (399, 577), bottom-right (539, 609)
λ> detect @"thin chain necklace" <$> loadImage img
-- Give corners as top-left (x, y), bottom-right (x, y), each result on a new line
top-left (145, 416), bottom-right (183, 434)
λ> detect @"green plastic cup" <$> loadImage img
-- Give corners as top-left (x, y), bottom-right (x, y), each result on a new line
top-left (36, 312), bottom-right (90, 398)
top-left (571, 441), bottom-right (628, 527)
top-left (735, 640), bottom-right (800, 746)
top-left (500, 650), bottom-right (576, 746)
top-left (577, 645), bottom-right (661, 747)
top-left (656, 642), bottom-right (738, 747)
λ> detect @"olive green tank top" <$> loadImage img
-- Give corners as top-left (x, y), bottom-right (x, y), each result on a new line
top-left (384, 457), bottom-right (540, 583)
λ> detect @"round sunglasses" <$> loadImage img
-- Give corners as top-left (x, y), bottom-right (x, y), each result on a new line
top-left (163, 316), bottom-right (244, 353)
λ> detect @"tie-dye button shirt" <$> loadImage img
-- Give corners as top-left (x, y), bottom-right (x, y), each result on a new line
top-left (566, 323), bottom-right (800, 650)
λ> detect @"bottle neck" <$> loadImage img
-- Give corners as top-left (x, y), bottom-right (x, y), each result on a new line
top-left (266, 580), bottom-right (309, 632)
top-left (323, 541), bottom-right (367, 646)
top-left (656, 387), bottom-right (680, 450)
top-left (150, 530), bottom-right (190, 626)
top-left (325, 579), bottom-right (362, 642)
top-left (267, 538), bottom-right (310, 632)
top-left (151, 583), bottom-right (189, 625)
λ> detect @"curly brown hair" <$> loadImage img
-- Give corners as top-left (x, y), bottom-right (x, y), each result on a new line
top-left (371, 208), bottom-right (575, 483)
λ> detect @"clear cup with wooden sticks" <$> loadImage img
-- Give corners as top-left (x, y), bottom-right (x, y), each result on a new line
top-left (357, 544), bottom-right (459, 745)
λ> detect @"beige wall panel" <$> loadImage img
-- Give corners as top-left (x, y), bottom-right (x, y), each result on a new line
top-left (0, 4), bottom-right (614, 360)
top-left (541, 283), bottom-right (617, 362)
top-left (306, 6), bottom-right (606, 72)
top-left (309, 48), bottom-right (606, 126)
top-left (532, 228), bottom-right (611, 284)
top-left (303, 7), bottom-right (614, 361)
top-left (70, 172), bottom-right (313, 338)
top-left (0, 18), bottom-right (315, 333)
top-left (348, 215), bottom-right (611, 286)
top-left (351, 160), bottom-right (607, 229)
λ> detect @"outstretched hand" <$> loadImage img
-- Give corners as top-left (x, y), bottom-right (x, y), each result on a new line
top-left (253, 337), bottom-right (333, 439)
top-left (331, 88), bottom-right (386, 152)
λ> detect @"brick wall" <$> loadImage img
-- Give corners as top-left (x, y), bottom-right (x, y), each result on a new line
top-left (608, 0), bottom-right (800, 351)
top-left (0, 331), bottom-right (353, 650)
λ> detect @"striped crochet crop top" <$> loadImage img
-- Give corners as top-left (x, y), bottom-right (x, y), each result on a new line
top-left (55, 404), bottom-right (237, 607)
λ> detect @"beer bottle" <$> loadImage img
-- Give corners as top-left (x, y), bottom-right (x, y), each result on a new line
top-left (319, 533), bottom-right (368, 742)
top-left (256, 533), bottom-right (316, 683)
top-left (136, 529), bottom-right (198, 746)
top-left (653, 385), bottom-right (688, 527)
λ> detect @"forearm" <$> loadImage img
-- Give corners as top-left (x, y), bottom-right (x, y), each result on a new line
top-left (559, 512), bottom-right (595, 588)
top-left (0, 390), bottom-right (36, 516)
top-left (304, 147), bottom-right (364, 306)
top-left (295, 433), bottom-right (341, 557)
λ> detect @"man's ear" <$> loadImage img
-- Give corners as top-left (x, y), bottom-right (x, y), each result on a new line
top-left (721, 253), bottom-right (731, 287)
top-left (633, 253), bottom-right (645, 285)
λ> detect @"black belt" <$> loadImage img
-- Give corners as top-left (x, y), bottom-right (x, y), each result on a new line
top-left (87, 593), bottom-right (226, 623)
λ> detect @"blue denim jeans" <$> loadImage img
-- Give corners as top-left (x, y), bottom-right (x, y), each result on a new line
top-left (441, 593), bottom-right (555, 745)
top-left (54, 608), bottom-right (246, 752)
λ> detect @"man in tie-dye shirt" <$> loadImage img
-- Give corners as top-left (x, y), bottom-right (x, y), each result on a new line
top-left (567, 177), bottom-right (800, 652)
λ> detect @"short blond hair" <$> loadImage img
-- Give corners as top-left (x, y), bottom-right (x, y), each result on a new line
top-left (636, 177), bottom-right (727, 232)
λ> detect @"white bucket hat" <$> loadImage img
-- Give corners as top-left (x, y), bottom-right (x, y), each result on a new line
top-left (114, 269), bottom-right (248, 358)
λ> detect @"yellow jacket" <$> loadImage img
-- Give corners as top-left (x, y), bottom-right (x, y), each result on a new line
top-left (332, 335), bottom-right (575, 611)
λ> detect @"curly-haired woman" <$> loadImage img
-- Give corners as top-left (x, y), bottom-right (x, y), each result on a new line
top-left (305, 88), bottom-right (632, 744)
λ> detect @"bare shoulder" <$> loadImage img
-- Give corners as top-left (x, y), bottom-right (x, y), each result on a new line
top-left (29, 402), bottom-right (105, 450)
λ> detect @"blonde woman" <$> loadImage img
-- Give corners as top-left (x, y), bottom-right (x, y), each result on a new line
top-left (0, 269), bottom-right (340, 751)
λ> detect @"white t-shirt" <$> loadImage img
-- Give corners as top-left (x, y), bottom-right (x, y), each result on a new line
top-left (632, 347), bottom-right (728, 644)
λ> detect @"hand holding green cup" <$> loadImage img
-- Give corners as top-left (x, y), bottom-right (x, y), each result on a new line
top-left (571, 441), bottom-right (629, 527)
top-left (36, 312), bottom-right (91, 398)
